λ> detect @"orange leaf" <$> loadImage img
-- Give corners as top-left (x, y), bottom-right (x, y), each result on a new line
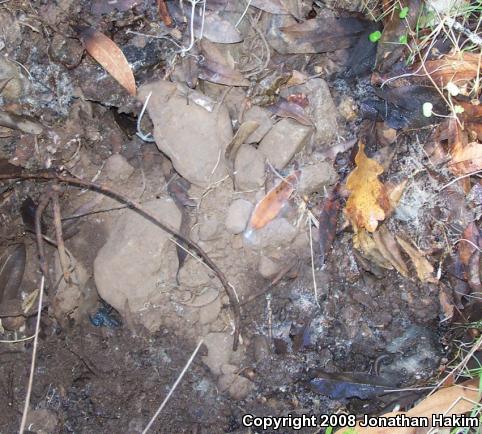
top-left (448, 119), bottom-right (482, 176)
top-left (345, 142), bottom-right (387, 232)
top-left (247, 171), bottom-right (300, 231)
top-left (81, 28), bottom-right (136, 96)
top-left (336, 378), bottom-right (480, 434)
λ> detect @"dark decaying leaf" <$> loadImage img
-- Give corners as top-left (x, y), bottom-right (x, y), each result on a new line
top-left (342, 21), bottom-right (380, 78)
top-left (279, 17), bottom-right (371, 54)
top-left (0, 158), bottom-right (23, 176)
top-left (0, 111), bottom-right (43, 135)
top-left (79, 27), bottom-right (137, 96)
top-left (310, 371), bottom-right (394, 399)
top-left (199, 40), bottom-right (249, 86)
top-left (318, 184), bottom-right (341, 267)
top-left (0, 243), bottom-right (26, 302)
top-left (363, 85), bottom-right (446, 128)
top-left (375, 0), bottom-right (422, 73)
top-left (267, 98), bottom-right (312, 126)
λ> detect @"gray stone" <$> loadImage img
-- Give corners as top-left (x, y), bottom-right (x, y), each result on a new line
top-left (288, 79), bottom-right (338, 145)
top-left (244, 218), bottom-right (298, 250)
top-left (218, 373), bottom-right (255, 400)
top-left (104, 154), bottom-right (134, 181)
top-left (258, 119), bottom-right (312, 169)
top-left (243, 106), bottom-right (274, 143)
top-left (253, 335), bottom-right (271, 361)
top-left (298, 161), bottom-right (337, 195)
top-left (258, 255), bottom-right (282, 279)
top-left (225, 199), bottom-right (253, 234)
top-left (234, 144), bottom-right (266, 190)
top-left (202, 332), bottom-right (235, 376)
top-left (139, 80), bottom-right (233, 187)
top-left (94, 199), bottom-right (181, 328)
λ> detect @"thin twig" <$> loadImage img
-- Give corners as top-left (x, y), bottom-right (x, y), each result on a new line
top-left (0, 170), bottom-right (241, 350)
top-left (51, 187), bottom-right (70, 283)
top-left (141, 339), bottom-right (204, 433)
top-left (19, 275), bottom-right (45, 434)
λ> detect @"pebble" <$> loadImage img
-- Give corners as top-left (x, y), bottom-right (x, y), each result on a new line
top-left (258, 255), bottom-right (282, 279)
top-left (234, 144), bottom-right (266, 190)
top-left (258, 119), bottom-right (313, 169)
top-left (225, 199), bottom-right (253, 234)
top-left (298, 161), bottom-right (337, 195)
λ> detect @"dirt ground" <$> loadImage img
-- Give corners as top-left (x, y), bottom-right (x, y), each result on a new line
top-left (0, 1), bottom-right (481, 433)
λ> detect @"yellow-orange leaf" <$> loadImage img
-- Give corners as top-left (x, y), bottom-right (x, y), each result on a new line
top-left (247, 171), bottom-right (300, 231)
top-left (345, 142), bottom-right (387, 232)
top-left (81, 28), bottom-right (136, 96)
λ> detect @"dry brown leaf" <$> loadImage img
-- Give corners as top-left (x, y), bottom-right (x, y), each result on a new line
top-left (354, 229), bottom-right (393, 270)
top-left (385, 179), bottom-right (407, 215)
top-left (413, 52), bottom-right (482, 88)
top-left (345, 143), bottom-right (388, 232)
top-left (336, 378), bottom-right (480, 434)
top-left (448, 119), bottom-right (482, 176)
top-left (396, 236), bottom-right (438, 283)
top-left (81, 28), bottom-right (136, 96)
top-left (247, 171), bottom-right (300, 231)
top-left (373, 226), bottom-right (408, 277)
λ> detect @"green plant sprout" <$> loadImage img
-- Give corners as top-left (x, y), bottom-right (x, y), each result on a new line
top-left (369, 30), bottom-right (382, 42)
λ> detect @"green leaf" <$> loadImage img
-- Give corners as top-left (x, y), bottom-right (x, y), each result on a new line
top-left (325, 427), bottom-right (334, 434)
top-left (369, 31), bottom-right (382, 43)
top-left (399, 34), bottom-right (408, 44)
top-left (399, 6), bottom-right (409, 18)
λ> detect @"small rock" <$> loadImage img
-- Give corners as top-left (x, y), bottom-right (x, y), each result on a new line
top-left (258, 119), bottom-right (312, 169)
top-left (104, 154), bottom-right (134, 182)
top-left (218, 373), bottom-right (255, 400)
top-left (253, 335), bottom-right (271, 362)
top-left (298, 161), bottom-right (337, 195)
top-left (221, 363), bottom-right (238, 375)
top-left (258, 255), bottom-right (282, 279)
top-left (139, 80), bottom-right (232, 187)
top-left (234, 144), bottom-right (266, 190)
top-left (287, 79), bottom-right (337, 145)
top-left (225, 199), bottom-right (253, 234)
top-left (26, 408), bottom-right (58, 434)
top-left (243, 106), bottom-right (274, 143)
top-left (245, 218), bottom-right (298, 250)
top-left (198, 219), bottom-right (222, 241)
top-left (202, 332), bottom-right (234, 376)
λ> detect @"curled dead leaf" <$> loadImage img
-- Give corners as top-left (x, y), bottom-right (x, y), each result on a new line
top-left (448, 118), bottom-right (482, 176)
top-left (80, 28), bottom-right (136, 96)
top-left (345, 142), bottom-right (388, 232)
top-left (373, 226), bottom-right (408, 277)
top-left (396, 236), bottom-right (438, 283)
top-left (247, 171), bottom-right (300, 231)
